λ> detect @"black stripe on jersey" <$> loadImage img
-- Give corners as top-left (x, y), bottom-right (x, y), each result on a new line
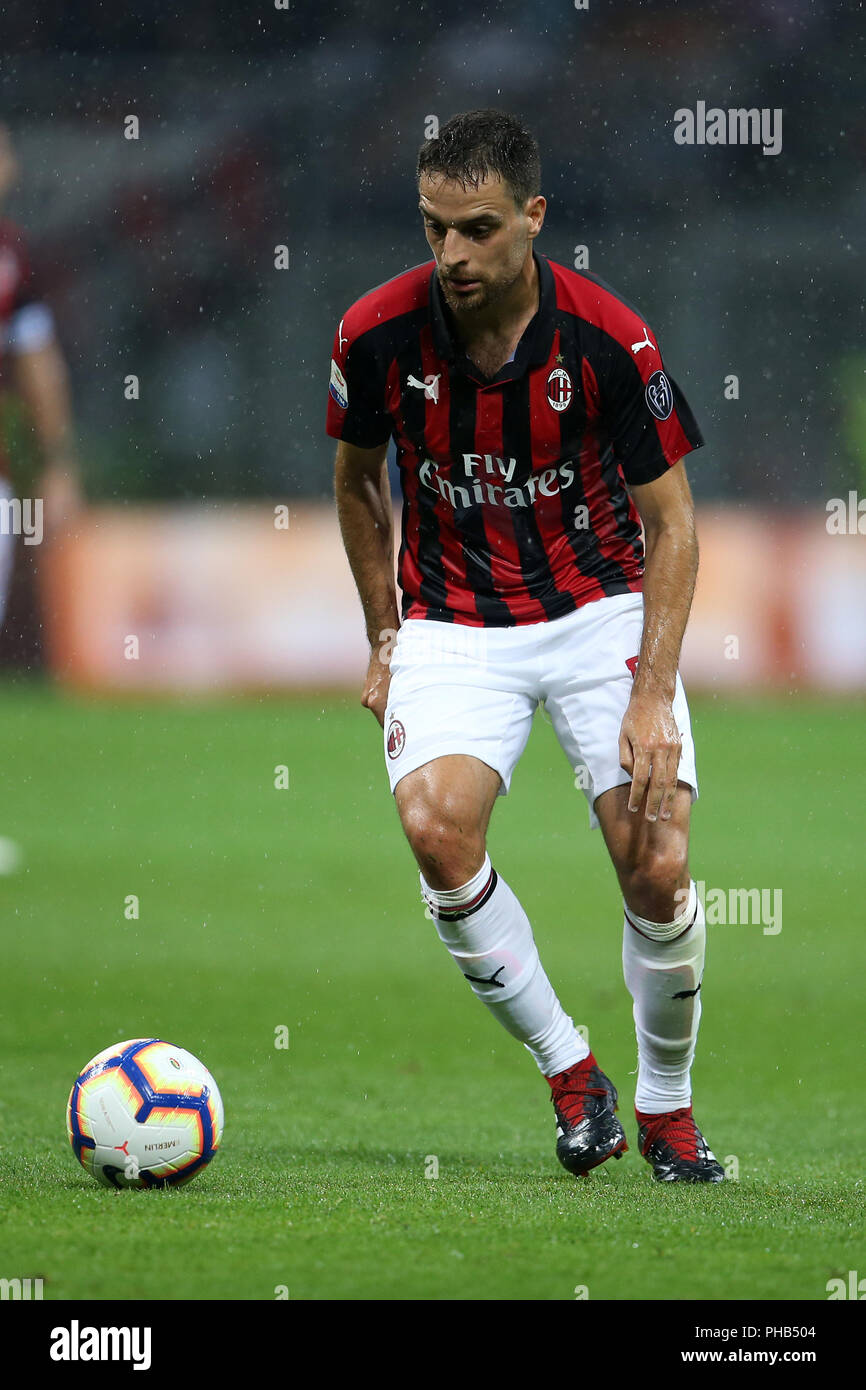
top-left (556, 315), bottom-right (637, 593)
top-left (501, 374), bottom-right (571, 621)
top-left (395, 337), bottom-right (452, 620)
top-left (445, 374), bottom-right (513, 626)
top-left (601, 441), bottom-right (644, 570)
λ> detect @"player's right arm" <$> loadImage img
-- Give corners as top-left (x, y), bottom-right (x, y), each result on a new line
top-left (334, 438), bottom-right (399, 727)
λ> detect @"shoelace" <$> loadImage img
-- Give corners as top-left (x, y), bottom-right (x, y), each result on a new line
top-left (552, 1066), bottom-right (607, 1126)
top-left (641, 1108), bottom-right (699, 1161)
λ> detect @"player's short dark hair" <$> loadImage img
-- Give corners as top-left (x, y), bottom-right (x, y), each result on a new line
top-left (416, 109), bottom-right (541, 211)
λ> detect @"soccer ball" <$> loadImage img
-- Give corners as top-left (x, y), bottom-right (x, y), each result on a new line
top-left (66, 1038), bottom-right (224, 1189)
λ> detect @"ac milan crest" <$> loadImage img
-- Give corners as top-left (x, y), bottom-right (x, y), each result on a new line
top-left (386, 717), bottom-right (406, 759)
top-left (546, 366), bottom-right (573, 413)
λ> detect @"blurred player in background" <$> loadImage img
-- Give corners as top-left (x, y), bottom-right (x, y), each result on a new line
top-left (0, 122), bottom-right (81, 868)
top-left (330, 109), bottom-right (723, 1183)
top-left (0, 121), bottom-right (81, 629)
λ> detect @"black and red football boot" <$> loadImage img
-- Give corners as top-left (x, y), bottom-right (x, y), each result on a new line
top-left (636, 1105), bottom-right (725, 1182)
top-left (547, 1053), bottom-right (628, 1176)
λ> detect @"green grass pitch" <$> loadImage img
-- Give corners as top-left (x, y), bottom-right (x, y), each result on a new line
top-left (0, 681), bottom-right (863, 1301)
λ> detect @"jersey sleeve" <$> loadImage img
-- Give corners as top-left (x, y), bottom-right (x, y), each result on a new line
top-left (6, 303), bottom-right (56, 354)
top-left (597, 323), bottom-right (704, 486)
top-left (325, 314), bottom-right (392, 449)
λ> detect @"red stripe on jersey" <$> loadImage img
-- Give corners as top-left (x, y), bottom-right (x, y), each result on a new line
top-left (582, 348), bottom-right (602, 418)
top-left (384, 355), bottom-right (402, 421)
top-left (474, 386), bottom-right (550, 625)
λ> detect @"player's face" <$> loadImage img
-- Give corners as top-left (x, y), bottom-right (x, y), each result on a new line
top-left (418, 172), bottom-right (543, 319)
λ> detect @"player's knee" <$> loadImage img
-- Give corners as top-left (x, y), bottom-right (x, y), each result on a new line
top-left (620, 844), bottom-right (690, 922)
top-left (399, 800), bottom-right (485, 889)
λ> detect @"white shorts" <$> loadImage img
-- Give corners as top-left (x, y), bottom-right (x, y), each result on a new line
top-left (383, 591), bottom-right (698, 829)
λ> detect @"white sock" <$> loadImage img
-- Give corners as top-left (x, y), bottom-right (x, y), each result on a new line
top-left (421, 854), bottom-right (588, 1078)
top-left (622, 879), bottom-right (705, 1114)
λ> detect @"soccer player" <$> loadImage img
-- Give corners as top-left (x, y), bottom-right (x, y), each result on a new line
top-left (328, 109), bottom-right (723, 1183)
top-left (0, 122), bottom-right (81, 630)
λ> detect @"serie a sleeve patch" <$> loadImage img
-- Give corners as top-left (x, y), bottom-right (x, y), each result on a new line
top-left (329, 357), bottom-right (349, 410)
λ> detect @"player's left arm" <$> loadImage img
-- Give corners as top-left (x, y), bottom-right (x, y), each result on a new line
top-left (620, 458), bottom-right (698, 823)
top-left (11, 339), bottom-right (82, 531)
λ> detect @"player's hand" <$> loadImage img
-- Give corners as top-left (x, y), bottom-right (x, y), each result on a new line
top-left (618, 690), bottom-right (682, 822)
top-left (361, 646), bottom-right (392, 728)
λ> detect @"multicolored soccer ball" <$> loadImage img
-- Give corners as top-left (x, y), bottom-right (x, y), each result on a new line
top-left (66, 1038), bottom-right (224, 1189)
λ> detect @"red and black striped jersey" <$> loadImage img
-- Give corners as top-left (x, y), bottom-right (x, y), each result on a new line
top-left (326, 250), bottom-right (703, 627)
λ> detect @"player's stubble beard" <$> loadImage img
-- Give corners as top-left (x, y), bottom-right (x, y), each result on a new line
top-left (437, 236), bottom-right (533, 324)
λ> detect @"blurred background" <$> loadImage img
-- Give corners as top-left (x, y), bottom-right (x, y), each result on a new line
top-left (0, 0), bottom-right (863, 690)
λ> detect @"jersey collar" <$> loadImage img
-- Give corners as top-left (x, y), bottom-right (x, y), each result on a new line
top-left (428, 249), bottom-right (556, 384)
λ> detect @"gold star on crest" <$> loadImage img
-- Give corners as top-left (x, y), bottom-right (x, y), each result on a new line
top-left (555, 353), bottom-right (564, 364)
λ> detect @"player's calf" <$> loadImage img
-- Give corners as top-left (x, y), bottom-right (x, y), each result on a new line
top-left (618, 845), bottom-right (691, 925)
top-left (596, 781), bottom-right (692, 923)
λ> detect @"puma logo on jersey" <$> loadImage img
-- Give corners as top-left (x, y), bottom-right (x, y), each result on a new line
top-left (338, 319), bottom-right (348, 351)
top-left (630, 326), bottom-right (655, 354)
top-left (407, 373), bottom-right (441, 403)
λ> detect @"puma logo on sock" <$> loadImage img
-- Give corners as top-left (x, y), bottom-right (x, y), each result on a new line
top-left (463, 965), bottom-right (506, 988)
